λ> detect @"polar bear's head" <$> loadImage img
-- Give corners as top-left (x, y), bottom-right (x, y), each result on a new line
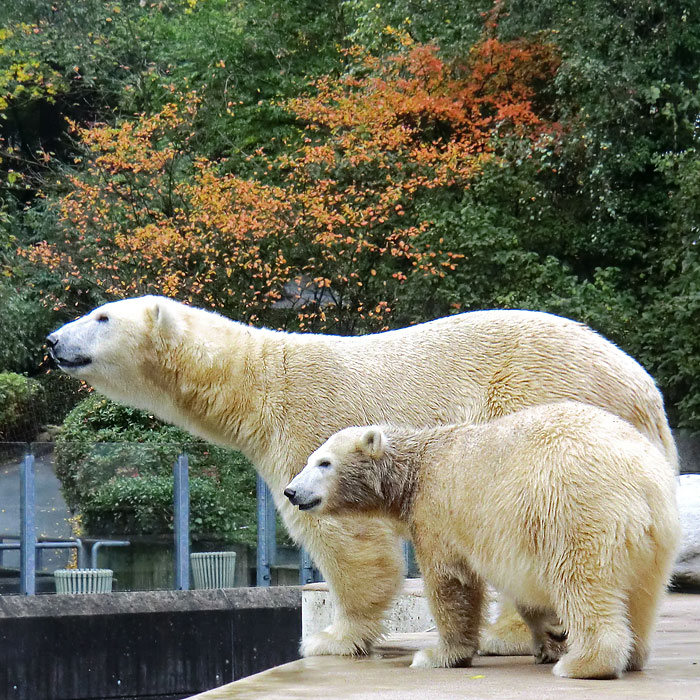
top-left (284, 426), bottom-right (388, 515)
top-left (46, 295), bottom-right (186, 408)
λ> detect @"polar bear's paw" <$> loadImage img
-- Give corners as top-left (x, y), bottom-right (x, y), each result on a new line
top-left (479, 614), bottom-right (532, 656)
top-left (533, 621), bottom-right (568, 664)
top-left (300, 625), bottom-right (374, 657)
top-left (411, 648), bottom-right (443, 668)
top-left (552, 653), bottom-right (622, 680)
top-left (410, 646), bottom-right (473, 669)
top-left (625, 643), bottom-right (649, 672)
top-left (534, 632), bottom-right (567, 664)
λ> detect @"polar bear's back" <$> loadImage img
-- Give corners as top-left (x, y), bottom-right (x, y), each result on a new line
top-left (479, 401), bottom-right (674, 494)
top-left (408, 401), bottom-right (679, 603)
top-left (286, 309), bottom-right (675, 469)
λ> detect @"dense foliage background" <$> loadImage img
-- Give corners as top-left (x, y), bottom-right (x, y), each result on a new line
top-left (55, 394), bottom-right (257, 542)
top-left (1, 0), bottom-right (698, 526)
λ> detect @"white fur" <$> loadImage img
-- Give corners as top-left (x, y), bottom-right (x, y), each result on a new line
top-left (295, 403), bottom-right (681, 679)
top-left (49, 296), bottom-right (678, 657)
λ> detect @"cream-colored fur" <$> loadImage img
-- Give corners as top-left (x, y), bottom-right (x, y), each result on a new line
top-left (48, 296), bottom-right (678, 657)
top-left (286, 403), bottom-right (681, 679)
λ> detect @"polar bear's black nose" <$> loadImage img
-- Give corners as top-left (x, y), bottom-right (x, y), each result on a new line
top-left (283, 487), bottom-right (297, 504)
top-left (46, 333), bottom-right (59, 349)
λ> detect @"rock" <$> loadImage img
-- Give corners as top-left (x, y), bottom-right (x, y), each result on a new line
top-left (673, 474), bottom-right (700, 589)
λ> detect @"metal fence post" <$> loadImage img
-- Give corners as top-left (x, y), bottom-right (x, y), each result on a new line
top-left (174, 453), bottom-right (190, 590)
top-left (403, 540), bottom-right (412, 575)
top-left (20, 453), bottom-right (36, 595)
top-left (256, 475), bottom-right (276, 586)
top-left (300, 548), bottom-right (317, 585)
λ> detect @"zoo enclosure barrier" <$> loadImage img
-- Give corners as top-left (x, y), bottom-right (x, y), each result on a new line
top-left (1, 446), bottom-right (323, 594)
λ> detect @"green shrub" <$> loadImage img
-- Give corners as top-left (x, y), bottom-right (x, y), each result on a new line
top-left (35, 371), bottom-right (87, 429)
top-left (0, 371), bottom-right (45, 441)
top-left (82, 475), bottom-right (255, 544)
top-left (55, 393), bottom-right (257, 543)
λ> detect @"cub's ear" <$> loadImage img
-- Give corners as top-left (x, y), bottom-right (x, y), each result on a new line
top-left (358, 427), bottom-right (386, 459)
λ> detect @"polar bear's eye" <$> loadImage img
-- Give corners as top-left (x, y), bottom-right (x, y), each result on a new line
top-left (318, 460), bottom-right (331, 468)
top-left (96, 314), bottom-right (109, 323)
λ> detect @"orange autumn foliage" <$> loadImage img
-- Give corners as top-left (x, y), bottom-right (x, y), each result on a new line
top-left (27, 36), bottom-right (560, 332)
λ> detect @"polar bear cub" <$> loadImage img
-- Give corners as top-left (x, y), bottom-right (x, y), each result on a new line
top-left (285, 401), bottom-right (680, 679)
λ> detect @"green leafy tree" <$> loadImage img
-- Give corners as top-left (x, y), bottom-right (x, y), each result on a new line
top-left (2, 0), bottom-right (699, 431)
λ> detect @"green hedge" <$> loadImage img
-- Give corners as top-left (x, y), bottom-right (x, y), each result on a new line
top-left (0, 372), bottom-right (45, 442)
top-left (55, 394), bottom-right (257, 544)
top-left (82, 475), bottom-right (252, 541)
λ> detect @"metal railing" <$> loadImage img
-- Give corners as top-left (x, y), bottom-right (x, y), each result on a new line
top-left (2, 447), bottom-right (320, 594)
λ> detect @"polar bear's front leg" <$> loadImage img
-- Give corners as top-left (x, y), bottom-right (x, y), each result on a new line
top-left (299, 514), bottom-right (405, 657)
top-left (411, 557), bottom-right (485, 669)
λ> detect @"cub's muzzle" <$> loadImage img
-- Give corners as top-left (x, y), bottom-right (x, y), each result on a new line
top-left (283, 486), bottom-right (321, 511)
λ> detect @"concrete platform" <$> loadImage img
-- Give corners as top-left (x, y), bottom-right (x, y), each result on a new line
top-left (188, 593), bottom-right (700, 700)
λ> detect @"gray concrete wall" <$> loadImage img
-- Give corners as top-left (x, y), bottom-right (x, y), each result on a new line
top-left (0, 586), bottom-right (301, 700)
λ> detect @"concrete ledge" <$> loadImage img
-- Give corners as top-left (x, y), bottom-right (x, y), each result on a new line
top-left (0, 587), bottom-right (301, 700)
top-left (0, 586), bottom-right (300, 618)
top-left (302, 578), bottom-right (435, 640)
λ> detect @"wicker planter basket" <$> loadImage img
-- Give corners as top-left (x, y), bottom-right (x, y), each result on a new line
top-left (54, 568), bottom-right (113, 594)
top-left (190, 551), bottom-right (236, 589)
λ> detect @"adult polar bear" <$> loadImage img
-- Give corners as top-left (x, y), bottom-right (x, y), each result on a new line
top-left (47, 296), bottom-right (677, 657)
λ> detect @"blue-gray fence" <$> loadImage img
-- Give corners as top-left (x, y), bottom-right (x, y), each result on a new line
top-left (1, 451), bottom-right (319, 595)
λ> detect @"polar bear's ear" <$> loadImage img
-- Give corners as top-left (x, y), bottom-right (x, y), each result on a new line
top-left (358, 427), bottom-right (386, 459)
top-left (148, 297), bottom-right (182, 337)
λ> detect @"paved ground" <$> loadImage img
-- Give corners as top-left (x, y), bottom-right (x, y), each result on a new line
top-left (190, 593), bottom-right (700, 700)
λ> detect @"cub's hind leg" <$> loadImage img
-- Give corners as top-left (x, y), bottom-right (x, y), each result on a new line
top-left (625, 567), bottom-right (672, 671)
top-left (553, 583), bottom-right (632, 679)
top-left (516, 603), bottom-right (567, 664)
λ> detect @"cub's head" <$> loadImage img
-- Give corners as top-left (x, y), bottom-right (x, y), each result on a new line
top-left (46, 295), bottom-right (186, 406)
top-left (284, 426), bottom-right (388, 515)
